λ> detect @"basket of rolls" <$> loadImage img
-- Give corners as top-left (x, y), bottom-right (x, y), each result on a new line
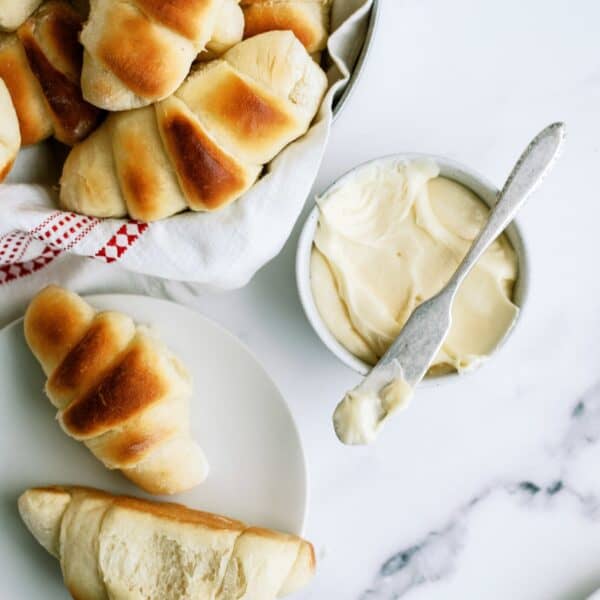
top-left (0, 0), bottom-right (376, 289)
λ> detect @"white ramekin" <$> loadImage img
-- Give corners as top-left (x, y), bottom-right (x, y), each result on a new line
top-left (296, 154), bottom-right (530, 383)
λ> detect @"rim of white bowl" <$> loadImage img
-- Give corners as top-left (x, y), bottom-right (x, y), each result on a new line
top-left (296, 153), bottom-right (531, 385)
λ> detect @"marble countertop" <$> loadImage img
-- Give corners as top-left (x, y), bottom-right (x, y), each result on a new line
top-left (4, 0), bottom-right (599, 598)
top-left (181, 1), bottom-right (600, 597)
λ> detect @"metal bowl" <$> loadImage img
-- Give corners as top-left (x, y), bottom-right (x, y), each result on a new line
top-left (332, 0), bottom-right (381, 120)
top-left (296, 153), bottom-right (530, 382)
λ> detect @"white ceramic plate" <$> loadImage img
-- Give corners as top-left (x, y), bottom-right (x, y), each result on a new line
top-left (0, 294), bottom-right (307, 598)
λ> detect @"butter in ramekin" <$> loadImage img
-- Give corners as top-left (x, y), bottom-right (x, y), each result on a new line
top-left (311, 159), bottom-right (519, 374)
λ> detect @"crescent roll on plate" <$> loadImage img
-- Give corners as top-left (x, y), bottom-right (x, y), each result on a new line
top-left (80, 0), bottom-right (228, 110)
top-left (0, 0), bottom-right (42, 32)
top-left (0, 78), bottom-right (21, 182)
top-left (24, 286), bottom-right (209, 495)
top-left (0, 1), bottom-right (102, 146)
top-left (241, 0), bottom-right (332, 53)
top-left (59, 31), bottom-right (328, 222)
top-left (19, 486), bottom-right (316, 600)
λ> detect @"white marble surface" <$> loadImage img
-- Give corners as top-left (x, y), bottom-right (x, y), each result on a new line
top-left (4, 0), bottom-right (600, 598)
top-left (174, 1), bottom-right (600, 597)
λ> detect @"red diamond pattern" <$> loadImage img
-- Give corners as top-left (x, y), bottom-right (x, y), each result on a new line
top-left (1, 215), bottom-right (149, 285)
top-left (95, 221), bottom-right (149, 263)
top-left (0, 245), bottom-right (62, 285)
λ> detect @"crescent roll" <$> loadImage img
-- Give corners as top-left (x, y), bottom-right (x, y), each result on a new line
top-left (80, 0), bottom-right (226, 110)
top-left (19, 486), bottom-right (316, 600)
top-left (24, 286), bottom-right (209, 495)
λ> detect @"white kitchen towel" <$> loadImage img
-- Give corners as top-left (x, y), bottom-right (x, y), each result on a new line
top-left (0, 0), bottom-right (374, 323)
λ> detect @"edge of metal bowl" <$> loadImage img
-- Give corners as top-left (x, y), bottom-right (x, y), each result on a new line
top-left (332, 0), bottom-right (381, 121)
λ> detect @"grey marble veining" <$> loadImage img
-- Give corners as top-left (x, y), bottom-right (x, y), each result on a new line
top-left (562, 383), bottom-right (600, 456)
top-left (361, 383), bottom-right (600, 599)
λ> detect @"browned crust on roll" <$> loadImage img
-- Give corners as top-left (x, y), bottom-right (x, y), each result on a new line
top-left (304, 539), bottom-right (317, 571)
top-left (68, 587), bottom-right (92, 600)
top-left (18, 30), bottom-right (101, 145)
top-left (242, 4), bottom-right (323, 51)
top-left (35, 485), bottom-right (248, 531)
top-left (159, 108), bottom-right (252, 211)
top-left (116, 129), bottom-right (164, 219)
top-left (32, 1), bottom-right (83, 79)
top-left (48, 315), bottom-right (126, 399)
top-left (199, 69), bottom-right (294, 143)
top-left (25, 485), bottom-right (75, 500)
top-left (0, 35), bottom-right (52, 145)
top-left (121, 164), bottom-right (156, 215)
top-left (133, 0), bottom-right (215, 41)
top-left (0, 159), bottom-right (15, 182)
top-left (113, 494), bottom-right (247, 531)
top-left (96, 8), bottom-right (175, 99)
top-left (61, 342), bottom-right (168, 437)
top-left (24, 286), bottom-right (94, 368)
top-left (49, 3), bottom-right (80, 48)
top-left (17, 2), bottom-right (102, 145)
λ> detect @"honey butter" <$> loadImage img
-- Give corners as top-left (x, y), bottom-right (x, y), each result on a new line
top-left (311, 159), bottom-right (519, 374)
top-left (334, 377), bottom-right (413, 445)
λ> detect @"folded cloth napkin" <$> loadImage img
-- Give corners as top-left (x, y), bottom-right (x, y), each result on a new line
top-left (0, 0), bottom-right (374, 325)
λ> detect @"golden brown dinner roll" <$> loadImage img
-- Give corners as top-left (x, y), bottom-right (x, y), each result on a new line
top-left (241, 0), bottom-right (331, 53)
top-left (24, 286), bottom-right (209, 495)
top-left (0, 0), bottom-right (42, 31)
top-left (0, 1), bottom-right (102, 146)
top-left (0, 78), bottom-right (21, 181)
top-left (80, 0), bottom-right (226, 111)
top-left (19, 486), bottom-right (316, 600)
top-left (60, 31), bottom-right (328, 222)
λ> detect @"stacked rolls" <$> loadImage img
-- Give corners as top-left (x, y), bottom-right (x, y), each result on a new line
top-left (60, 31), bottom-right (328, 221)
top-left (80, 0), bottom-right (228, 110)
top-left (0, 0), bottom-right (331, 222)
